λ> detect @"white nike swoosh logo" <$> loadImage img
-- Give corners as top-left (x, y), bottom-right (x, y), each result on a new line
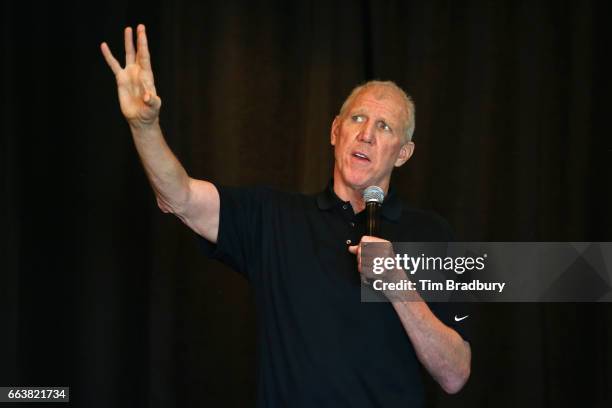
top-left (454, 315), bottom-right (469, 322)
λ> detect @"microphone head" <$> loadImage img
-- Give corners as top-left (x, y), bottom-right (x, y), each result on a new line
top-left (363, 185), bottom-right (384, 204)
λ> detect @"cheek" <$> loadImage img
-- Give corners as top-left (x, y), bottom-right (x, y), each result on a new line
top-left (336, 135), bottom-right (351, 155)
top-left (380, 145), bottom-right (401, 166)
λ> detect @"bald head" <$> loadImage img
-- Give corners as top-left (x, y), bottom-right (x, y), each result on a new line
top-left (338, 81), bottom-right (415, 142)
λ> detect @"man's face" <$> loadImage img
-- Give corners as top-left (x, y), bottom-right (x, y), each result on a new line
top-left (331, 86), bottom-right (414, 193)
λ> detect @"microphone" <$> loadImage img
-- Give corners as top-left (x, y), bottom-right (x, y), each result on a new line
top-left (363, 186), bottom-right (384, 236)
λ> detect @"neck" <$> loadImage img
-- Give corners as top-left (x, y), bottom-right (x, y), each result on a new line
top-left (332, 175), bottom-right (390, 214)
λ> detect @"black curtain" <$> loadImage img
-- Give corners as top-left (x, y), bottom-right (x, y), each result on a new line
top-left (2, 1), bottom-right (611, 407)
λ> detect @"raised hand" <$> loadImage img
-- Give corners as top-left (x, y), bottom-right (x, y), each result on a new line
top-left (101, 24), bottom-right (161, 128)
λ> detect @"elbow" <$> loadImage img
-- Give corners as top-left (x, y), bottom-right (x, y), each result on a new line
top-left (156, 195), bottom-right (188, 215)
top-left (440, 340), bottom-right (471, 394)
top-left (155, 180), bottom-right (192, 215)
top-left (156, 195), bottom-right (189, 217)
top-left (156, 196), bottom-right (173, 213)
top-left (441, 363), bottom-right (470, 394)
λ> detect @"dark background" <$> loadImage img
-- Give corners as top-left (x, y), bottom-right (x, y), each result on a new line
top-left (2, 0), bottom-right (611, 407)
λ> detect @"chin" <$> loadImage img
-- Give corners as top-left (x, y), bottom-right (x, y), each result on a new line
top-left (335, 165), bottom-right (386, 191)
top-left (343, 173), bottom-right (374, 190)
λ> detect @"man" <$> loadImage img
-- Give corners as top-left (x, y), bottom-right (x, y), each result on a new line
top-left (101, 24), bottom-right (471, 407)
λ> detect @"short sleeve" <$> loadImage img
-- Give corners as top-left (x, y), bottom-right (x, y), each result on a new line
top-left (421, 214), bottom-right (473, 343)
top-left (197, 184), bottom-right (270, 281)
top-left (429, 302), bottom-right (473, 344)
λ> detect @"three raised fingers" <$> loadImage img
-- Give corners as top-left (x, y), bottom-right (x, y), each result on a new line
top-left (101, 24), bottom-right (151, 75)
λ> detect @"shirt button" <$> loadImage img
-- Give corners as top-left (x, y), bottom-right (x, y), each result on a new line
top-left (346, 239), bottom-right (352, 245)
top-left (342, 204), bottom-right (349, 210)
top-left (349, 222), bottom-right (355, 227)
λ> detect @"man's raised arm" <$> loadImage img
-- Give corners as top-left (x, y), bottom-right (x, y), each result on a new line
top-left (101, 24), bottom-right (219, 243)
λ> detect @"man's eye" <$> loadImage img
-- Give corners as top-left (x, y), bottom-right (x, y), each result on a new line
top-left (378, 121), bottom-right (391, 132)
top-left (352, 115), bottom-right (365, 123)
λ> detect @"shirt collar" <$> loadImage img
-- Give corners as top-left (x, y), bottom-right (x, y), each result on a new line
top-left (316, 179), bottom-right (403, 221)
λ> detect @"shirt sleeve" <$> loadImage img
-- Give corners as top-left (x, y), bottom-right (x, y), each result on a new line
top-left (422, 212), bottom-right (473, 344)
top-left (428, 302), bottom-right (473, 344)
top-left (197, 184), bottom-right (270, 281)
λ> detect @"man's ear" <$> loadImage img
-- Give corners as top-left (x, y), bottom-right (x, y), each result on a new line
top-left (331, 116), bottom-right (339, 146)
top-left (394, 141), bottom-right (415, 167)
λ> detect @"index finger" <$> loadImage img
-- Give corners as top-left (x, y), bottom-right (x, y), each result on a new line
top-left (136, 24), bottom-right (152, 71)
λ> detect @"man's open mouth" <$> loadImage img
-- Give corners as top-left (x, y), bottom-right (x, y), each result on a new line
top-left (352, 152), bottom-right (370, 162)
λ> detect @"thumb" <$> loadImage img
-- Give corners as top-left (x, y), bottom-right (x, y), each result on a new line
top-left (348, 245), bottom-right (358, 255)
top-left (143, 92), bottom-right (162, 109)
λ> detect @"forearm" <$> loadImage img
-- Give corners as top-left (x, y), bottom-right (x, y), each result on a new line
top-left (391, 299), bottom-right (470, 394)
top-left (129, 120), bottom-right (191, 214)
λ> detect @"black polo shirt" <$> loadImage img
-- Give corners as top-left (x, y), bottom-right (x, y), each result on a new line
top-left (200, 182), bottom-right (469, 407)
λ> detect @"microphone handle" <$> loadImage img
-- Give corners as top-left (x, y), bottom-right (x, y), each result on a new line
top-left (366, 202), bottom-right (381, 236)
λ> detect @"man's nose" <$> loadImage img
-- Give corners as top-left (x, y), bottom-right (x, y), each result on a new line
top-left (357, 121), bottom-right (375, 144)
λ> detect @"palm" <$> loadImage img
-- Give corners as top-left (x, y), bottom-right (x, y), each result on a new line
top-left (116, 63), bottom-right (157, 122)
top-left (101, 25), bottom-right (161, 126)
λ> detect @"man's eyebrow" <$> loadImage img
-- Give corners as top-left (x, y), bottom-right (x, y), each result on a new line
top-left (350, 109), bottom-right (397, 127)
top-left (376, 116), bottom-right (394, 126)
